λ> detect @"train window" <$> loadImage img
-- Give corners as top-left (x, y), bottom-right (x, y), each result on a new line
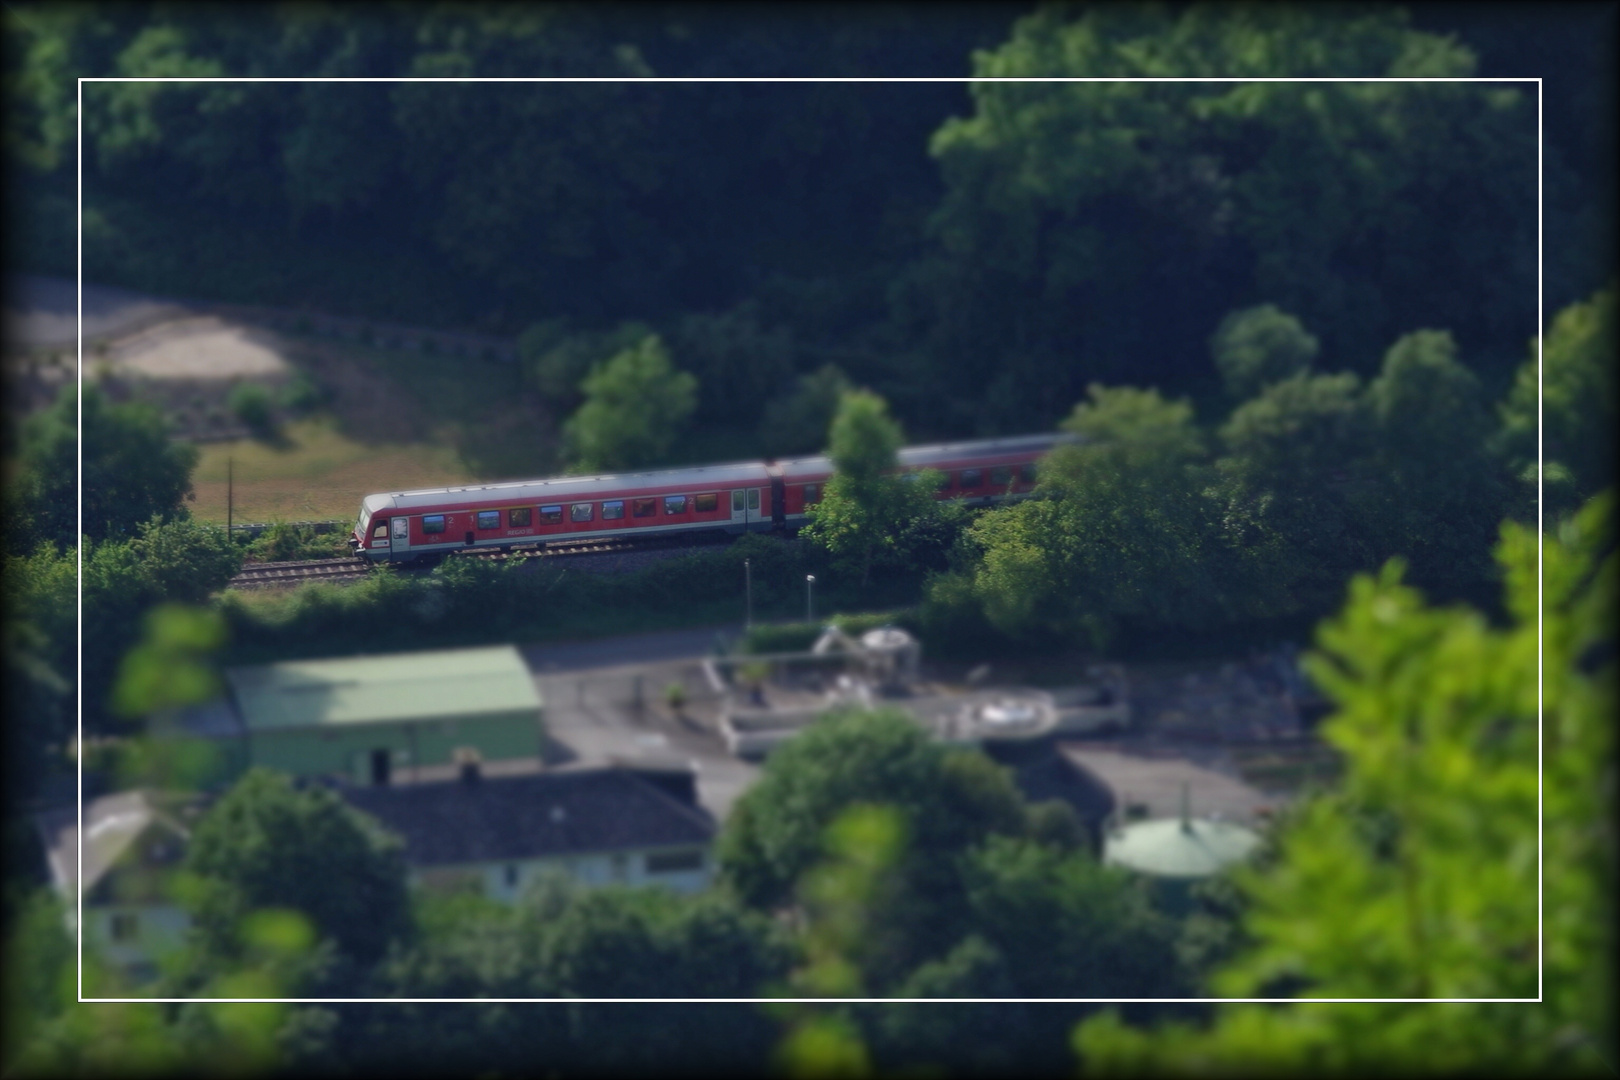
top-left (509, 507), bottom-right (532, 527)
top-left (372, 523), bottom-right (389, 540)
top-left (693, 493), bottom-right (719, 513)
top-left (937, 473), bottom-right (954, 492)
top-left (632, 498), bottom-right (657, 518)
top-left (1019, 463), bottom-right (1037, 484)
top-left (570, 503), bottom-right (594, 522)
top-left (732, 490), bottom-right (745, 512)
top-left (477, 510), bottom-right (501, 530)
top-left (990, 466), bottom-right (1012, 487)
top-left (539, 505), bottom-right (563, 525)
top-left (664, 495), bottom-right (688, 515)
top-left (803, 484), bottom-right (820, 504)
top-left (423, 515), bottom-right (446, 534)
top-left (960, 468), bottom-right (983, 488)
top-left (747, 488), bottom-right (760, 510)
top-left (602, 501), bottom-right (625, 520)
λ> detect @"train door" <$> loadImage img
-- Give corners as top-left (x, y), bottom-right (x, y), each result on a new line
top-left (390, 516), bottom-right (411, 562)
top-left (767, 465), bottom-right (786, 529)
top-left (730, 488), bottom-right (761, 531)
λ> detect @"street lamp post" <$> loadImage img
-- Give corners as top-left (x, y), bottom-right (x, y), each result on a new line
top-left (806, 574), bottom-right (816, 624)
top-left (744, 558), bottom-right (753, 630)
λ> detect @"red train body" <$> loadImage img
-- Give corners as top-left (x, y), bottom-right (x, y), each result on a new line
top-left (348, 433), bottom-right (1071, 563)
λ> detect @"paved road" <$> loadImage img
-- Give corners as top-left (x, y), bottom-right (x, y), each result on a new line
top-left (518, 632), bottom-right (762, 822)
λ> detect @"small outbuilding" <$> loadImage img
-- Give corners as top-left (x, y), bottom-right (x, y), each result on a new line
top-left (174, 645), bottom-right (544, 787)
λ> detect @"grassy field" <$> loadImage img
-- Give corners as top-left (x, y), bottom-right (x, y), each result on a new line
top-left (189, 416), bottom-right (472, 524)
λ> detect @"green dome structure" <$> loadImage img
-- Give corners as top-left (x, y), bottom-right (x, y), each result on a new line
top-left (1103, 816), bottom-right (1262, 879)
top-left (1103, 785), bottom-right (1263, 914)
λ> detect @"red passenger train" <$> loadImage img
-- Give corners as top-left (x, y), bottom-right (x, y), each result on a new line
top-left (349, 433), bottom-right (1071, 564)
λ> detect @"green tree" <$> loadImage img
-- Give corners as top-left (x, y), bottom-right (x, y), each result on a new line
top-left (183, 768), bottom-right (410, 967)
top-left (1498, 283), bottom-right (1617, 515)
top-left (759, 363), bottom-right (855, 459)
top-left (917, 5), bottom-right (1537, 422)
top-left (721, 708), bottom-right (1045, 990)
top-left (1365, 329), bottom-right (1508, 600)
top-left (562, 334), bottom-right (698, 473)
top-left (77, 517), bottom-right (242, 731)
top-left (938, 385), bottom-right (1239, 648)
top-left (228, 382), bottom-right (277, 439)
top-left (1215, 370), bottom-right (1380, 617)
top-left (673, 300), bottom-right (797, 426)
top-left (801, 390), bottom-right (957, 585)
top-left (1210, 304), bottom-right (1320, 402)
top-left (16, 384), bottom-right (199, 548)
top-left (517, 317), bottom-right (653, 413)
top-left (1074, 493), bottom-right (1615, 1074)
top-left (2, 544), bottom-right (76, 798)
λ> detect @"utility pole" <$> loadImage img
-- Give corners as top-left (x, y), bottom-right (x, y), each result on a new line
top-left (227, 456), bottom-right (233, 539)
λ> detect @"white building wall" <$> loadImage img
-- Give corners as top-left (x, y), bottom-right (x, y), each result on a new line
top-left (77, 903), bottom-right (191, 979)
top-left (427, 847), bottom-right (713, 902)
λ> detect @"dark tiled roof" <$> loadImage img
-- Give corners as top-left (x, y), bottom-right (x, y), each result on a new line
top-left (339, 767), bottom-right (715, 867)
top-left (1006, 747), bottom-right (1116, 826)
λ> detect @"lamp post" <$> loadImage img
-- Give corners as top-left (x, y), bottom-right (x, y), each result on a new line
top-left (806, 574), bottom-right (816, 624)
top-left (744, 558), bottom-right (753, 630)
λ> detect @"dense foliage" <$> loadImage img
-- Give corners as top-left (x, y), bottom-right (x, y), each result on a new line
top-left (6, 4), bottom-right (1606, 443)
top-left (9, 385), bottom-right (198, 550)
top-left (1, 5), bottom-right (1613, 1075)
top-left (1074, 493), bottom-right (1615, 1075)
top-left (801, 390), bottom-right (961, 585)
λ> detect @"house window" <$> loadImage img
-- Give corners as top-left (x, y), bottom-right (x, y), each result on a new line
top-left (422, 515), bottom-right (446, 534)
top-left (960, 468), bottom-right (982, 488)
top-left (645, 850), bottom-right (704, 874)
top-left (570, 503), bottom-right (594, 523)
top-left (693, 493), bottom-right (718, 513)
top-left (110, 912), bottom-right (138, 942)
top-left (504, 864), bottom-right (520, 888)
top-left (664, 495), bottom-right (687, 515)
top-left (602, 500), bottom-right (625, 520)
top-left (990, 465), bottom-right (1012, 487)
top-left (539, 505), bottom-right (563, 525)
top-left (509, 506), bottom-right (532, 527)
top-left (477, 510), bottom-right (501, 530)
top-left (610, 854), bottom-right (628, 881)
top-left (632, 498), bottom-right (657, 518)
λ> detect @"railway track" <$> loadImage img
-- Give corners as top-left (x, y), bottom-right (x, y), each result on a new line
top-left (228, 534), bottom-right (729, 589)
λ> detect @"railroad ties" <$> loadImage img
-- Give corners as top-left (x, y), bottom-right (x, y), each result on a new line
top-left (227, 533), bottom-right (722, 590)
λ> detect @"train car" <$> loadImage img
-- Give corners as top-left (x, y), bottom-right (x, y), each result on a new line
top-left (350, 433), bottom-right (1074, 563)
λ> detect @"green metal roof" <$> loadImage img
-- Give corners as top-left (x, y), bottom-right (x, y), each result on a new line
top-left (1103, 818), bottom-right (1261, 879)
top-left (226, 646), bottom-right (541, 731)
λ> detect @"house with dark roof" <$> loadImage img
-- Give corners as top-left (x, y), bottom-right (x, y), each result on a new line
top-left (338, 763), bottom-right (717, 900)
top-left (33, 790), bottom-right (210, 982)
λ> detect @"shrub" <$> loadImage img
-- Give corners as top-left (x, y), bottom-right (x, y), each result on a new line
top-left (228, 383), bottom-right (276, 437)
top-left (278, 374), bottom-right (324, 415)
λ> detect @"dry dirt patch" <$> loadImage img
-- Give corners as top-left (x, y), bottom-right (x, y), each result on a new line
top-left (109, 316), bottom-right (292, 380)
